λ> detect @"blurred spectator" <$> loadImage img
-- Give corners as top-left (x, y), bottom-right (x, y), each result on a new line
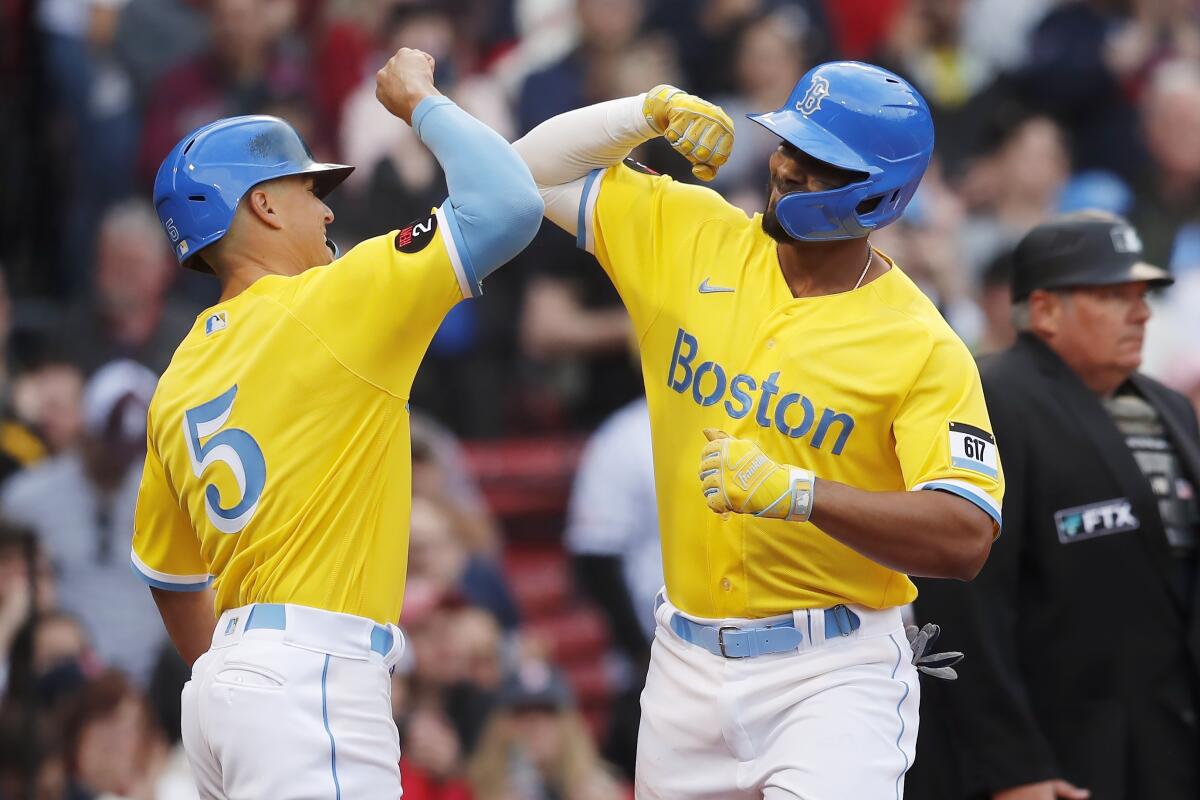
top-left (61, 670), bottom-right (167, 800)
top-left (2, 360), bottom-right (166, 685)
top-left (53, 199), bottom-right (201, 375)
top-left (566, 396), bottom-right (658, 779)
top-left (11, 362), bottom-right (85, 456)
top-left (1013, 0), bottom-right (1144, 181)
top-left (1130, 58), bottom-right (1200, 270)
top-left (467, 660), bottom-right (625, 800)
top-left (136, 0), bottom-right (309, 189)
top-left (412, 411), bottom-right (502, 557)
top-left (875, 0), bottom-right (1000, 174)
top-left (0, 701), bottom-right (67, 800)
top-left (399, 703), bottom-right (474, 800)
top-left (404, 596), bottom-right (506, 758)
top-left (959, 110), bottom-right (1071, 280)
top-left (517, 0), bottom-right (646, 134)
top-left (7, 610), bottom-right (94, 711)
top-left (0, 522), bottom-right (56, 697)
top-left (407, 495), bottom-right (520, 631)
top-left (961, 0), bottom-right (1054, 74)
top-left (1104, 0), bottom-right (1200, 94)
top-left (36, 0), bottom-right (141, 294)
top-left (975, 248), bottom-right (1017, 356)
top-left (0, 270), bottom-right (47, 483)
top-left (516, 233), bottom-right (643, 431)
top-left (646, 0), bottom-right (831, 99)
top-left (111, 0), bottom-right (208, 100)
top-left (710, 9), bottom-right (811, 211)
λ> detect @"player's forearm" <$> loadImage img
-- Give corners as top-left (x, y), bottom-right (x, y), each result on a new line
top-left (808, 481), bottom-right (994, 580)
top-left (412, 96), bottom-right (544, 279)
top-left (150, 586), bottom-right (217, 666)
top-left (513, 96), bottom-right (656, 188)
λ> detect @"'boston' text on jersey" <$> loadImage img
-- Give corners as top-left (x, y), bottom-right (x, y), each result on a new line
top-left (667, 327), bottom-right (855, 454)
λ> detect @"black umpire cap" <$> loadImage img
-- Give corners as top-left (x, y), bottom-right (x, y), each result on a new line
top-left (1011, 211), bottom-right (1174, 301)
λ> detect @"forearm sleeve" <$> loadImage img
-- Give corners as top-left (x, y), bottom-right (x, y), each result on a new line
top-left (412, 96), bottom-right (544, 282)
top-left (513, 95), bottom-right (657, 234)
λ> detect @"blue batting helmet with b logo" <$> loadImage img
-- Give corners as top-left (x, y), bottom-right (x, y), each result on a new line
top-left (153, 115), bottom-right (353, 271)
top-left (748, 61), bottom-right (934, 241)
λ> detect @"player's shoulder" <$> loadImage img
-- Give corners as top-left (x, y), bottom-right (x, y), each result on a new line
top-left (870, 255), bottom-right (975, 363)
top-left (603, 160), bottom-right (749, 226)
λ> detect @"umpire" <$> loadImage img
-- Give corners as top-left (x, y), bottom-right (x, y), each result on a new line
top-left (910, 211), bottom-right (1200, 800)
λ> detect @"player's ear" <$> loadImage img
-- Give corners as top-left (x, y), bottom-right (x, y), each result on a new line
top-left (244, 185), bottom-right (284, 230)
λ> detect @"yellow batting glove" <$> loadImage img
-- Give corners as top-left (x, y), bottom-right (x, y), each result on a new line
top-left (698, 429), bottom-right (816, 522)
top-left (642, 85), bottom-right (735, 182)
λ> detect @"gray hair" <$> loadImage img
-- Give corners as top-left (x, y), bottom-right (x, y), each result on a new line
top-left (1010, 299), bottom-right (1032, 332)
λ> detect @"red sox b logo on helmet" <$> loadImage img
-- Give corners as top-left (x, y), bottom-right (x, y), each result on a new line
top-left (796, 76), bottom-right (830, 117)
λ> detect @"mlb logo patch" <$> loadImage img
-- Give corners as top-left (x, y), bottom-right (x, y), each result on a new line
top-left (205, 311), bottom-right (228, 336)
top-left (225, 617), bottom-right (239, 635)
top-left (1054, 498), bottom-right (1139, 544)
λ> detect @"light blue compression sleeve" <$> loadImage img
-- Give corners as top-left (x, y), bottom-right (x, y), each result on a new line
top-left (412, 95), bottom-right (544, 294)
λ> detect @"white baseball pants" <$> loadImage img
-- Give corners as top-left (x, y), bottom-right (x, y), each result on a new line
top-left (181, 603), bottom-right (405, 799)
top-left (636, 593), bottom-right (920, 799)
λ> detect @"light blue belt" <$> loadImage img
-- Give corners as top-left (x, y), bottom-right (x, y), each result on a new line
top-left (245, 603), bottom-right (394, 657)
top-left (668, 604), bottom-right (861, 658)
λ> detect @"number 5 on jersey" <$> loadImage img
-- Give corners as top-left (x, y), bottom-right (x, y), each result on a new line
top-left (183, 385), bottom-right (266, 533)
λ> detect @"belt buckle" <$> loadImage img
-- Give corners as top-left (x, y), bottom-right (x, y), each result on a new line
top-left (717, 625), bottom-right (741, 658)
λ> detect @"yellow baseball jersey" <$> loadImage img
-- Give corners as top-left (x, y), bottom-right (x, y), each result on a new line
top-left (577, 163), bottom-right (1003, 618)
top-left (131, 205), bottom-right (479, 624)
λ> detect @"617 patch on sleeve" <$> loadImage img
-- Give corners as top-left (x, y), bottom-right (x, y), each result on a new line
top-left (948, 422), bottom-right (997, 478)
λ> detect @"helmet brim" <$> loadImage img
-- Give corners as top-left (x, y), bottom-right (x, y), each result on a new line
top-left (748, 110), bottom-right (877, 175)
top-left (302, 162), bottom-right (355, 198)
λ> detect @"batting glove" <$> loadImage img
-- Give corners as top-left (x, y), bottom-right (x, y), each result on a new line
top-left (905, 623), bottom-right (964, 680)
top-left (642, 85), bottom-right (735, 182)
top-left (698, 429), bottom-right (815, 521)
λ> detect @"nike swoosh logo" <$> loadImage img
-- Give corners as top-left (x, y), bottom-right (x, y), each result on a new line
top-left (698, 278), bottom-right (735, 294)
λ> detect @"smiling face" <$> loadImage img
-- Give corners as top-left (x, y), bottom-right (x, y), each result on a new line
top-left (761, 142), bottom-right (865, 242)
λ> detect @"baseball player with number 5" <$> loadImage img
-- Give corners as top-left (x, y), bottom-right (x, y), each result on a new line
top-left (131, 49), bottom-right (542, 797)
top-left (515, 62), bottom-right (1004, 798)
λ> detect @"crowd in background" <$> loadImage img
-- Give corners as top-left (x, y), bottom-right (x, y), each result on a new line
top-left (2, 0), bottom-right (1200, 797)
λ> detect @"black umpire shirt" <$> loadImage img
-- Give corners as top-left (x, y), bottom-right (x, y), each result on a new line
top-left (906, 333), bottom-right (1200, 800)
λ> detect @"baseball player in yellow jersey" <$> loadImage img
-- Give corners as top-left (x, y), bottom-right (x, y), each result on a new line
top-left (514, 62), bottom-right (1003, 798)
top-left (133, 49), bottom-right (542, 798)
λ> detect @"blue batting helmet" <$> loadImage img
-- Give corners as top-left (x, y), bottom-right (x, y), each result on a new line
top-left (748, 61), bottom-right (934, 241)
top-left (153, 115), bottom-right (353, 271)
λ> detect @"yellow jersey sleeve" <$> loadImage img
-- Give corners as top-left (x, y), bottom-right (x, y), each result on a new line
top-left (131, 416), bottom-right (212, 592)
top-left (288, 205), bottom-right (477, 397)
top-left (580, 162), bottom-right (742, 336)
top-left (893, 333), bottom-right (1004, 533)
